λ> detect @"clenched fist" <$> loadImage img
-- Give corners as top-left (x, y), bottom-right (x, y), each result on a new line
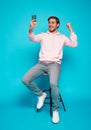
top-left (66, 23), bottom-right (73, 33)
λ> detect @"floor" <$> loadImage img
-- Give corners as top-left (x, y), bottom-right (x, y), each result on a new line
top-left (0, 91), bottom-right (91, 130)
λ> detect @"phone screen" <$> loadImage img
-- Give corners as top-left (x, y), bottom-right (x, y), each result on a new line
top-left (32, 15), bottom-right (36, 21)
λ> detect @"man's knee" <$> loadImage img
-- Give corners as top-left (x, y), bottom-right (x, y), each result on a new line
top-left (22, 76), bottom-right (30, 85)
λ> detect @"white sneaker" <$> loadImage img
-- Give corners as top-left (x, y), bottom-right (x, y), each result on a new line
top-left (37, 92), bottom-right (47, 109)
top-left (52, 110), bottom-right (60, 124)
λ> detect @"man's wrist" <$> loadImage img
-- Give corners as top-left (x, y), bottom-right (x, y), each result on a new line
top-left (70, 29), bottom-right (74, 33)
top-left (29, 28), bottom-right (33, 33)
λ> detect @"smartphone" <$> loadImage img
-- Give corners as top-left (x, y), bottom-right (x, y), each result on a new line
top-left (32, 15), bottom-right (37, 21)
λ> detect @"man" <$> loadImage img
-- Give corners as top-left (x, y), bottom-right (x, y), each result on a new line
top-left (22, 16), bottom-right (78, 123)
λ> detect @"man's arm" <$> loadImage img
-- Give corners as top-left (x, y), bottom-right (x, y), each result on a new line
top-left (28, 20), bottom-right (42, 42)
top-left (64, 23), bottom-right (78, 47)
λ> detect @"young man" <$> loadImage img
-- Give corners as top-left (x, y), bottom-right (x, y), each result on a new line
top-left (22, 16), bottom-right (78, 123)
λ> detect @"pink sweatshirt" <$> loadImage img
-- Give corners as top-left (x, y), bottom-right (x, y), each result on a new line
top-left (29, 31), bottom-right (78, 64)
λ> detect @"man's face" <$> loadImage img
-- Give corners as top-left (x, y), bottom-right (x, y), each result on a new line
top-left (48, 18), bottom-right (59, 32)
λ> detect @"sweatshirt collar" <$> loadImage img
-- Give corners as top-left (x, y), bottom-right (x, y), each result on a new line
top-left (47, 31), bottom-right (60, 35)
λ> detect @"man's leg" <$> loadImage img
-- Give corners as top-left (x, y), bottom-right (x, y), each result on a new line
top-left (22, 63), bottom-right (45, 96)
top-left (22, 63), bottom-right (47, 109)
top-left (48, 62), bottom-right (61, 123)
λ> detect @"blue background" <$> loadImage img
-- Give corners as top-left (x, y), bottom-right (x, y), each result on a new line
top-left (0, 0), bottom-right (91, 130)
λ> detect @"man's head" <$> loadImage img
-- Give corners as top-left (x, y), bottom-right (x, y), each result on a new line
top-left (48, 16), bottom-right (60, 33)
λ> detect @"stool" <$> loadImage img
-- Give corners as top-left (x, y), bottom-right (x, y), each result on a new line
top-left (43, 87), bottom-right (66, 116)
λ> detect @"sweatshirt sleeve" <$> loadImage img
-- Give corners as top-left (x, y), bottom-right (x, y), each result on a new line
top-left (28, 32), bottom-right (43, 42)
top-left (63, 32), bottom-right (78, 47)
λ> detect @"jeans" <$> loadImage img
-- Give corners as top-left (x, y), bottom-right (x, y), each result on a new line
top-left (22, 61), bottom-right (61, 111)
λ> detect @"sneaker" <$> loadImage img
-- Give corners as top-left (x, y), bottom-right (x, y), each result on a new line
top-left (37, 92), bottom-right (47, 109)
top-left (52, 110), bottom-right (60, 124)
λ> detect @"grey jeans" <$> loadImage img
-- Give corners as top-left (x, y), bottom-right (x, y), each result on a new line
top-left (22, 61), bottom-right (61, 111)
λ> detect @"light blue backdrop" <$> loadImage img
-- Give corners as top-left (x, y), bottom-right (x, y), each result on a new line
top-left (0, 0), bottom-right (91, 130)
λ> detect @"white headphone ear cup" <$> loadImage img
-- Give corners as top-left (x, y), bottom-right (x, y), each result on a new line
top-left (57, 24), bottom-right (59, 28)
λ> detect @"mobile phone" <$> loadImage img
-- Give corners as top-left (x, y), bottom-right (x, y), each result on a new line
top-left (32, 15), bottom-right (37, 21)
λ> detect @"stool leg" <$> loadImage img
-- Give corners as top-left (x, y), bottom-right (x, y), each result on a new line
top-left (50, 88), bottom-right (52, 116)
top-left (59, 94), bottom-right (66, 111)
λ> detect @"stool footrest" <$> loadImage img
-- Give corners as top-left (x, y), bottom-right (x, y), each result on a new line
top-left (46, 97), bottom-right (51, 99)
top-left (44, 102), bottom-right (53, 104)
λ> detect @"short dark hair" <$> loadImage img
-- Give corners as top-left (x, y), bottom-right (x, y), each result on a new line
top-left (48, 16), bottom-right (60, 28)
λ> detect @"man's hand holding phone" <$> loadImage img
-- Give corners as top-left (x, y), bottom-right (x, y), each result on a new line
top-left (30, 20), bottom-right (37, 29)
top-left (29, 15), bottom-right (37, 33)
